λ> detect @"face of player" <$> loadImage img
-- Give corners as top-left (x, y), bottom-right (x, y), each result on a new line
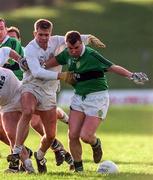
top-left (67, 40), bottom-right (83, 58)
top-left (0, 21), bottom-right (7, 43)
top-left (34, 28), bottom-right (51, 50)
top-left (8, 31), bottom-right (18, 40)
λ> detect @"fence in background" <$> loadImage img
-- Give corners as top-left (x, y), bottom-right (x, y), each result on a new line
top-left (58, 89), bottom-right (153, 106)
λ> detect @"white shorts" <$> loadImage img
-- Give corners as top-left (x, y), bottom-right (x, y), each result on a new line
top-left (71, 90), bottom-right (109, 120)
top-left (22, 84), bottom-right (56, 111)
top-left (0, 89), bottom-right (21, 113)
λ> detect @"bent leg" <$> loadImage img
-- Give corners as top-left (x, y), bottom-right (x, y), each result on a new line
top-left (15, 92), bottom-right (37, 147)
top-left (80, 116), bottom-right (101, 145)
top-left (0, 115), bottom-right (9, 146)
top-left (80, 116), bottom-right (103, 163)
top-left (30, 114), bottom-right (44, 136)
top-left (68, 109), bottom-right (84, 162)
top-left (2, 111), bottom-right (21, 150)
top-left (39, 107), bottom-right (57, 153)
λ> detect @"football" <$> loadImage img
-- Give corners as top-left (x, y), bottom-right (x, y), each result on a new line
top-left (97, 160), bottom-right (119, 174)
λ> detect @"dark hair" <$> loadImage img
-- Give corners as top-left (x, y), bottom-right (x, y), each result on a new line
top-left (34, 19), bottom-right (53, 31)
top-left (7, 26), bottom-right (21, 39)
top-left (0, 18), bottom-right (6, 27)
top-left (65, 31), bottom-right (81, 45)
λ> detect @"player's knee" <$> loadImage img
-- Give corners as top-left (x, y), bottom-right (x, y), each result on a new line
top-left (80, 132), bottom-right (92, 144)
top-left (22, 107), bottom-right (35, 118)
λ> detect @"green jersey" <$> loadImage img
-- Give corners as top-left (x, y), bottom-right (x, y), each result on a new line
top-left (56, 46), bottom-right (114, 96)
top-left (0, 36), bottom-right (24, 80)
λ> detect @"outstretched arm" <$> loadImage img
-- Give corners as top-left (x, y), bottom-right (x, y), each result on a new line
top-left (108, 65), bottom-right (149, 84)
top-left (107, 65), bottom-right (132, 78)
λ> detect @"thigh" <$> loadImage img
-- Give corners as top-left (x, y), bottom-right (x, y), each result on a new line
top-left (69, 109), bottom-right (85, 138)
top-left (81, 116), bottom-right (101, 136)
top-left (39, 108), bottom-right (57, 136)
top-left (2, 111), bottom-right (21, 136)
top-left (30, 114), bottom-right (42, 127)
top-left (21, 92), bottom-right (37, 113)
top-left (0, 114), bottom-right (6, 136)
top-left (0, 114), bottom-right (10, 145)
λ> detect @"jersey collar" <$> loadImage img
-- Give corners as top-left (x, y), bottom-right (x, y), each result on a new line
top-left (80, 44), bottom-right (85, 57)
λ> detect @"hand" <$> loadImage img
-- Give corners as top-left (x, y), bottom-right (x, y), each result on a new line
top-left (88, 35), bottom-right (106, 48)
top-left (59, 72), bottom-right (77, 85)
top-left (19, 58), bottom-right (46, 72)
top-left (19, 57), bottom-right (29, 71)
top-left (130, 72), bottom-right (149, 85)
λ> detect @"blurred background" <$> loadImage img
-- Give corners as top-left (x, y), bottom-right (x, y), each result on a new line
top-left (0, 0), bottom-right (152, 104)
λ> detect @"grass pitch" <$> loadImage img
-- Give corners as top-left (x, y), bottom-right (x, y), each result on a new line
top-left (0, 105), bottom-right (153, 180)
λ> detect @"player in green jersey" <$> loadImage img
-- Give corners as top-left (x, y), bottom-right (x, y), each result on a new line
top-left (43, 30), bottom-right (148, 172)
top-left (0, 18), bottom-right (24, 80)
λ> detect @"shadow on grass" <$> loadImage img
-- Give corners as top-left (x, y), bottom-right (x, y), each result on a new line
top-left (41, 171), bottom-right (153, 180)
top-left (83, 158), bottom-right (153, 166)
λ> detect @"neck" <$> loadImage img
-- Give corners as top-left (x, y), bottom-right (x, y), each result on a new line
top-left (36, 39), bottom-right (48, 50)
top-left (40, 44), bottom-right (47, 50)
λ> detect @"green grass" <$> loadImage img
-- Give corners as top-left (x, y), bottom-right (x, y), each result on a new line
top-left (0, 105), bottom-right (153, 179)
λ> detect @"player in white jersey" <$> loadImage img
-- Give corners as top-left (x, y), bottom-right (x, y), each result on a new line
top-left (0, 46), bottom-right (72, 173)
top-left (0, 47), bottom-right (36, 173)
top-left (0, 47), bottom-right (21, 110)
top-left (7, 25), bottom-right (73, 170)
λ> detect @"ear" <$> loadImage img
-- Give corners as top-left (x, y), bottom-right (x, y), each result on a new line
top-left (33, 31), bottom-right (36, 37)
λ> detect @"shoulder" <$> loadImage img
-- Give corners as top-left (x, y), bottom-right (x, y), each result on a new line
top-left (25, 40), bottom-right (37, 53)
top-left (49, 35), bottom-right (65, 45)
top-left (8, 37), bottom-right (20, 45)
top-left (50, 35), bottom-right (64, 40)
top-left (84, 46), bottom-right (98, 56)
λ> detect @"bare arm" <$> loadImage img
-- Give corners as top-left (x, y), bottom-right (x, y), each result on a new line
top-left (107, 64), bottom-right (133, 79)
top-left (0, 47), bottom-right (21, 66)
top-left (9, 49), bottom-right (21, 62)
top-left (44, 57), bottom-right (60, 69)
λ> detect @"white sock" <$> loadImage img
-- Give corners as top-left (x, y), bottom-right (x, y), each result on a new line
top-left (37, 149), bottom-right (45, 160)
top-left (13, 145), bottom-right (23, 154)
top-left (57, 107), bottom-right (69, 124)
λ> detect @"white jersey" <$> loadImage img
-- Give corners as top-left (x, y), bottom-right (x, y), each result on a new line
top-left (23, 35), bottom-right (89, 95)
top-left (0, 47), bottom-right (11, 66)
top-left (0, 67), bottom-right (21, 106)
